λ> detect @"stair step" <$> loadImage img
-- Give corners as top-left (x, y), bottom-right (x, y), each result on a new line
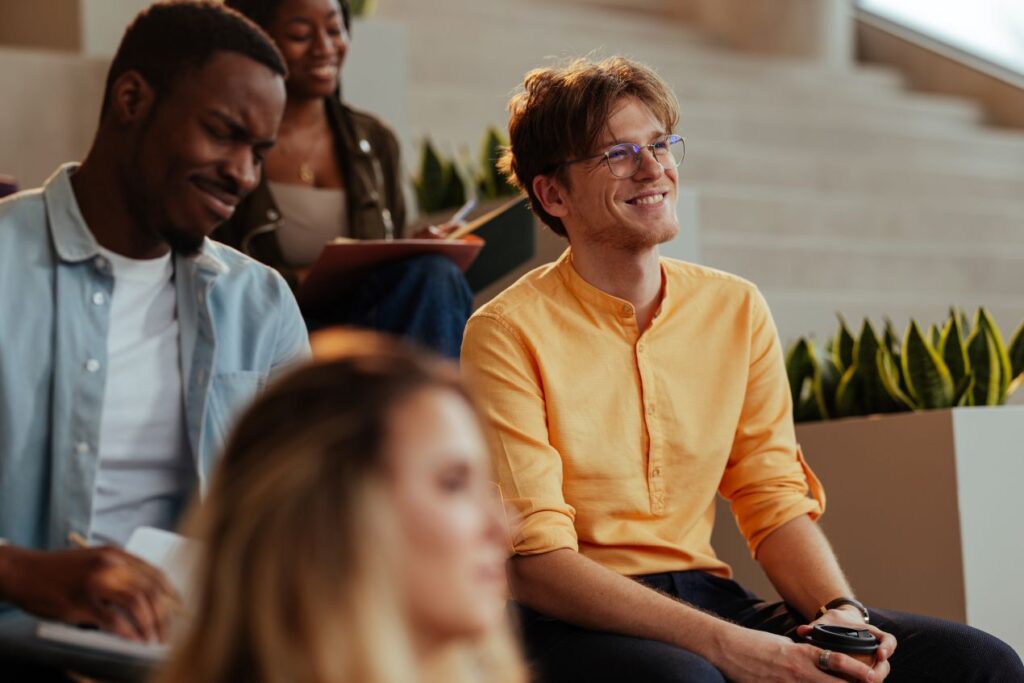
top-left (696, 184), bottom-right (1024, 245)
top-left (685, 143), bottom-right (1024, 200)
top-left (701, 240), bottom-right (1024, 299)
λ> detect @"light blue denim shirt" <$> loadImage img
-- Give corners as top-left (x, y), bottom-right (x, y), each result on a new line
top-left (0, 164), bottom-right (310, 553)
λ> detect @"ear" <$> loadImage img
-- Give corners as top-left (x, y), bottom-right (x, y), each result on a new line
top-left (107, 70), bottom-right (158, 126)
top-left (532, 173), bottom-right (571, 219)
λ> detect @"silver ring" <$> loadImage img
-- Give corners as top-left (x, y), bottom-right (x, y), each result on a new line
top-left (818, 649), bottom-right (832, 671)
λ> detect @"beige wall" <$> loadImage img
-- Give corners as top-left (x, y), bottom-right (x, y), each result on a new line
top-left (0, 48), bottom-right (108, 186)
top-left (0, 0), bottom-right (80, 51)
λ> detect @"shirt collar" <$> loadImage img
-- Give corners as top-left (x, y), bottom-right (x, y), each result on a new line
top-left (556, 248), bottom-right (669, 318)
top-left (44, 162), bottom-right (229, 277)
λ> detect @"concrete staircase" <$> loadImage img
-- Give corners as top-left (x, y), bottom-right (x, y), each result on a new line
top-left (377, 0), bottom-right (1024, 348)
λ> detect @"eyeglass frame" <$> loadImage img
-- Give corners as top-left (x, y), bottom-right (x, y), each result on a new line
top-left (553, 133), bottom-right (686, 178)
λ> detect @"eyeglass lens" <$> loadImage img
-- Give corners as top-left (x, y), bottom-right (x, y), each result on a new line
top-left (606, 136), bottom-right (684, 178)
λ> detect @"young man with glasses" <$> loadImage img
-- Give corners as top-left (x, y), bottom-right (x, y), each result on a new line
top-left (462, 57), bottom-right (1021, 682)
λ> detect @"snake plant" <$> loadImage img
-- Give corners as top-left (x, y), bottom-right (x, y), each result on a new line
top-left (787, 308), bottom-right (1024, 423)
top-left (413, 128), bottom-right (518, 215)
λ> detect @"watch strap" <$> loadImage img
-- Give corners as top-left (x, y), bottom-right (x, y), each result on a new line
top-left (818, 597), bottom-right (870, 623)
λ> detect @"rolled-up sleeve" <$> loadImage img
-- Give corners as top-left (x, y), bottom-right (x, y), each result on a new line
top-left (718, 289), bottom-right (826, 558)
top-left (462, 314), bottom-right (578, 556)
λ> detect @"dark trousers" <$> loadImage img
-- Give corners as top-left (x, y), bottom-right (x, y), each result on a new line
top-left (305, 253), bottom-right (473, 359)
top-left (519, 571), bottom-right (1024, 683)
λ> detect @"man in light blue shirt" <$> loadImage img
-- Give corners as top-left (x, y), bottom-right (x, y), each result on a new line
top-left (0, 2), bottom-right (307, 642)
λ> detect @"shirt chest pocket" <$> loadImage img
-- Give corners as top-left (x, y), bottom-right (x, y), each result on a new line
top-left (205, 371), bottom-right (267, 443)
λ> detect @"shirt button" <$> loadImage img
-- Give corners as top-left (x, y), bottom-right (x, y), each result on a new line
top-left (621, 304), bottom-right (631, 315)
top-left (652, 467), bottom-right (662, 478)
top-left (647, 405), bottom-right (655, 416)
top-left (91, 292), bottom-right (105, 305)
top-left (637, 343), bottom-right (645, 353)
top-left (94, 256), bottom-right (107, 271)
top-left (85, 359), bottom-right (100, 373)
top-left (76, 442), bottom-right (90, 455)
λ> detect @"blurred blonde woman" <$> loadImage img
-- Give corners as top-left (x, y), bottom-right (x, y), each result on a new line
top-left (157, 331), bottom-right (526, 683)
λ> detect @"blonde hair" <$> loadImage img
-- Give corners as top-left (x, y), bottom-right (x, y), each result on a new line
top-left (158, 331), bottom-right (526, 683)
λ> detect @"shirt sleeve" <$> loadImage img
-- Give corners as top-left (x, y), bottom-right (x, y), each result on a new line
top-left (462, 314), bottom-right (578, 556)
top-left (271, 273), bottom-right (312, 373)
top-left (718, 287), bottom-right (826, 558)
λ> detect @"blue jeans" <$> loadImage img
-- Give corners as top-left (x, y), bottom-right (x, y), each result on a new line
top-left (518, 571), bottom-right (1024, 683)
top-left (305, 254), bottom-right (473, 359)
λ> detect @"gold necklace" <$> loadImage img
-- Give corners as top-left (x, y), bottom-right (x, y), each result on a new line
top-left (298, 162), bottom-right (315, 185)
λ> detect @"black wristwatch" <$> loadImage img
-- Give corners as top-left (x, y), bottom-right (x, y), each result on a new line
top-left (817, 597), bottom-right (870, 624)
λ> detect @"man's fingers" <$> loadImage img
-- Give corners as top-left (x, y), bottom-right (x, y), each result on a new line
top-left (102, 586), bottom-right (162, 642)
top-left (93, 601), bottom-right (145, 642)
top-left (124, 554), bottom-right (180, 605)
top-left (870, 628), bottom-right (898, 660)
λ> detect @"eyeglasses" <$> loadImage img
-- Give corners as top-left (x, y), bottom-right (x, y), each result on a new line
top-left (561, 134), bottom-right (685, 178)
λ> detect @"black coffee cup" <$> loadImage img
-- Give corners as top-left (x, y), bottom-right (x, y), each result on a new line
top-left (804, 624), bottom-right (879, 671)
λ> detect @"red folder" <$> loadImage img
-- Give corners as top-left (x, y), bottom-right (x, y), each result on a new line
top-left (296, 235), bottom-right (484, 311)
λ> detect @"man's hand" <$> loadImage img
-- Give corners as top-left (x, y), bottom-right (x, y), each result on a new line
top-left (0, 545), bottom-right (179, 642)
top-left (716, 626), bottom-right (880, 683)
top-left (794, 607), bottom-right (898, 681)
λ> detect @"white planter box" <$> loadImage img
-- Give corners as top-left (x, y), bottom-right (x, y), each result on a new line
top-left (711, 406), bottom-right (1024, 656)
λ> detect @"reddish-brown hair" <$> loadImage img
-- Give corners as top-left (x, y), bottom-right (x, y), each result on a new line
top-left (498, 56), bottom-right (679, 238)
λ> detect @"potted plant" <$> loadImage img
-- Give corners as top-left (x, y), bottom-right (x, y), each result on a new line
top-left (410, 128), bottom-right (535, 293)
top-left (711, 309), bottom-right (1024, 656)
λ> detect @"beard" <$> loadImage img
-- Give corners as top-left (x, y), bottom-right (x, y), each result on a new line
top-left (589, 216), bottom-right (679, 253)
top-left (158, 223), bottom-right (204, 256)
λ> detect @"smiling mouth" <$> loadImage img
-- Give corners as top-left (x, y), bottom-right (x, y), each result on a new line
top-left (309, 64), bottom-right (338, 79)
top-left (626, 192), bottom-right (666, 206)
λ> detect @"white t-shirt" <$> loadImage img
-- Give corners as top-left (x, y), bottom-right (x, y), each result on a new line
top-left (88, 247), bottom-right (194, 547)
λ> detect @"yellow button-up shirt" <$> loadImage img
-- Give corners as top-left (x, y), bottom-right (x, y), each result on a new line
top-left (462, 251), bottom-right (825, 578)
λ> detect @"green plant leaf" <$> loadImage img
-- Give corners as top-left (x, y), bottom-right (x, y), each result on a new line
top-left (967, 326), bottom-right (1004, 406)
top-left (883, 317), bottom-right (901, 358)
top-left (955, 307), bottom-right (970, 339)
top-left (976, 308), bottom-right (1012, 400)
top-left (938, 317), bottom-right (970, 384)
top-left (1010, 320), bottom-right (1024, 372)
top-left (439, 161), bottom-right (467, 210)
top-left (476, 127), bottom-right (517, 200)
top-left (953, 373), bottom-right (975, 407)
top-left (856, 319), bottom-right (902, 413)
top-left (785, 338), bottom-right (814, 409)
top-left (832, 314), bottom-right (855, 373)
top-left (835, 365), bottom-right (861, 417)
top-left (901, 320), bottom-right (954, 409)
top-left (349, 0), bottom-right (376, 17)
top-left (875, 348), bottom-right (915, 410)
top-left (819, 357), bottom-right (841, 419)
top-left (415, 139), bottom-right (448, 214)
top-left (1007, 320), bottom-right (1024, 392)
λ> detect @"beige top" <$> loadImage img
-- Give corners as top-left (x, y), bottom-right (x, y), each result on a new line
top-left (269, 181), bottom-right (349, 268)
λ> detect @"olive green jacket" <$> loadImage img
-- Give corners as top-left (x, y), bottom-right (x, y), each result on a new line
top-left (213, 97), bottom-right (407, 288)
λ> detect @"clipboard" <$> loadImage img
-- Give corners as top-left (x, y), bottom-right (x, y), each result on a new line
top-left (296, 235), bottom-right (485, 311)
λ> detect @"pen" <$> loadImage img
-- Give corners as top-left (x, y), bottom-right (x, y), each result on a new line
top-left (448, 197), bottom-right (477, 225)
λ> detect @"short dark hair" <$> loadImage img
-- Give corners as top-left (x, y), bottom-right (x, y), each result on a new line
top-left (224, 0), bottom-right (352, 32)
top-left (499, 57), bottom-right (679, 238)
top-left (101, 1), bottom-right (287, 119)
